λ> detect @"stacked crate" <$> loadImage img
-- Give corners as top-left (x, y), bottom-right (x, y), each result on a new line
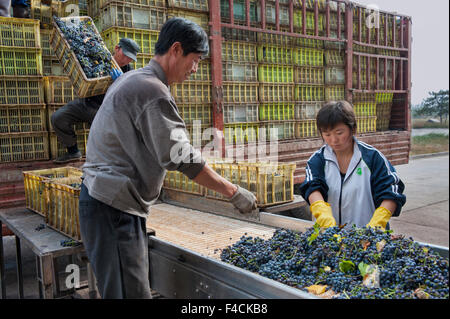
top-left (0, 17), bottom-right (48, 163)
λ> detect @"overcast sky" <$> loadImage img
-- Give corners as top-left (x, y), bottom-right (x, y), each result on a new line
top-left (353, 0), bottom-right (449, 106)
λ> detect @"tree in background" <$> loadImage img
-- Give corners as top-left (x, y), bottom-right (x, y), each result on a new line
top-left (414, 90), bottom-right (449, 124)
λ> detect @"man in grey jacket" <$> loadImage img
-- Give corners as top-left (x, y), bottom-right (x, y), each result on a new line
top-left (79, 17), bottom-right (257, 299)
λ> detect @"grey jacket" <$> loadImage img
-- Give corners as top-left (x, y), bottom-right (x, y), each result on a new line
top-left (0, 0), bottom-right (11, 17)
top-left (82, 59), bottom-right (205, 218)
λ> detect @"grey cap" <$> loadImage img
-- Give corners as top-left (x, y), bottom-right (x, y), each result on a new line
top-left (118, 38), bottom-right (140, 62)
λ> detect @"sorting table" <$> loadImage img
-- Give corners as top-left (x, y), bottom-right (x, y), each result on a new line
top-left (0, 206), bottom-right (97, 299)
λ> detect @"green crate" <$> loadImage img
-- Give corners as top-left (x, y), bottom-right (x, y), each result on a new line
top-left (0, 131), bottom-right (49, 163)
top-left (293, 10), bottom-right (324, 31)
top-left (0, 104), bottom-right (47, 133)
top-left (0, 17), bottom-right (41, 48)
top-left (353, 102), bottom-right (376, 117)
top-left (0, 47), bottom-right (43, 76)
top-left (259, 103), bottom-right (295, 121)
top-left (295, 48), bottom-right (324, 67)
top-left (257, 45), bottom-right (294, 65)
top-left (258, 64), bottom-right (294, 83)
top-left (357, 116), bottom-right (377, 134)
top-left (101, 26), bottom-right (159, 56)
top-left (295, 119), bottom-right (319, 138)
top-left (0, 76), bottom-right (45, 105)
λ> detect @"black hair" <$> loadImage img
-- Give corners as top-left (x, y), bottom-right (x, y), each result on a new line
top-left (155, 17), bottom-right (209, 56)
top-left (316, 100), bottom-right (357, 134)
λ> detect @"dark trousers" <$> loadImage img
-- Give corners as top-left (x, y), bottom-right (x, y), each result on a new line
top-left (79, 183), bottom-right (152, 299)
top-left (51, 98), bottom-right (98, 148)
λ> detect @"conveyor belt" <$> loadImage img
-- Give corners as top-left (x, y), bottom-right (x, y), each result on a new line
top-left (147, 203), bottom-right (276, 260)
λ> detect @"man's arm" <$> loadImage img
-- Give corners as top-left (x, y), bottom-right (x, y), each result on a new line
top-left (192, 163), bottom-right (237, 198)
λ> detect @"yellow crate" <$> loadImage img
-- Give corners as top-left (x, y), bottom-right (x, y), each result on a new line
top-left (44, 175), bottom-right (82, 241)
top-left (0, 47), bottom-right (43, 76)
top-left (324, 49), bottom-right (345, 66)
top-left (206, 161), bottom-right (296, 207)
top-left (30, 0), bottom-right (53, 28)
top-left (130, 53), bottom-right (153, 70)
top-left (291, 31), bottom-right (324, 49)
top-left (0, 76), bottom-right (45, 105)
top-left (51, 0), bottom-right (80, 17)
top-left (167, 0), bottom-right (208, 11)
top-left (375, 92), bottom-right (394, 104)
top-left (163, 170), bottom-right (204, 195)
top-left (258, 64), bottom-right (294, 83)
top-left (294, 47), bottom-right (324, 67)
top-left (44, 76), bottom-right (77, 104)
top-left (294, 66), bottom-right (324, 85)
top-left (222, 41), bottom-right (257, 62)
top-left (0, 132), bottom-right (49, 163)
top-left (96, 2), bottom-right (166, 32)
top-left (185, 123), bottom-right (213, 147)
top-left (0, 17), bottom-right (41, 48)
top-left (259, 84), bottom-right (294, 102)
top-left (222, 27), bottom-right (258, 43)
top-left (352, 71), bottom-right (376, 90)
top-left (325, 85), bottom-right (345, 101)
top-left (259, 103), bottom-right (295, 121)
top-left (294, 101), bottom-right (323, 120)
top-left (295, 119), bottom-right (319, 138)
top-left (376, 102), bottom-right (392, 131)
top-left (224, 123), bottom-right (259, 145)
top-left (324, 67), bottom-right (345, 85)
top-left (89, 0), bottom-right (166, 17)
top-left (260, 121), bottom-right (296, 141)
top-left (357, 116), bottom-right (377, 134)
top-left (47, 104), bottom-right (90, 132)
top-left (101, 26), bottom-right (159, 56)
top-left (293, 10), bottom-right (324, 31)
top-left (167, 9), bottom-right (209, 32)
top-left (295, 85), bottom-right (324, 101)
top-left (177, 103), bottom-right (212, 125)
top-left (22, 167), bottom-right (82, 217)
top-left (191, 60), bottom-right (211, 81)
top-left (40, 29), bottom-right (56, 58)
top-left (223, 82), bottom-right (259, 103)
top-left (171, 81), bottom-right (211, 104)
top-left (222, 62), bottom-right (258, 82)
top-left (224, 104), bottom-right (259, 123)
top-left (50, 130), bottom-right (89, 159)
top-left (42, 57), bottom-right (64, 76)
top-left (257, 45), bottom-right (294, 65)
top-left (353, 92), bottom-right (376, 103)
top-left (0, 104), bottom-right (47, 133)
top-left (257, 30), bottom-right (291, 46)
top-left (353, 102), bottom-right (376, 117)
top-left (51, 16), bottom-right (121, 98)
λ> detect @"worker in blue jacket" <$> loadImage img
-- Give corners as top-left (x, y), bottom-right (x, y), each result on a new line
top-left (298, 100), bottom-right (406, 231)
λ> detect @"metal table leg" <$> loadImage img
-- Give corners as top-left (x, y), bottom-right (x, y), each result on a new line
top-left (0, 221), bottom-right (5, 299)
top-left (15, 236), bottom-right (24, 298)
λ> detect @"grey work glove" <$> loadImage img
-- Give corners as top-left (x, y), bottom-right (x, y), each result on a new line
top-left (230, 185), bottom-right (257, 214)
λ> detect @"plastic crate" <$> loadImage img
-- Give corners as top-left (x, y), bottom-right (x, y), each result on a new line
top-left (375, 92), bottom-right (394, 104)
top-left (294, 85), bottom-right (324, 101)
top-left (167, 9), bottom-right (209, 32)
top-left (357, 116), bottom-right (377, 134)
top-left (259, 103), bottom-right (295, 121)
top-left (44, 76), bottom-right (77, 104)
top-left (259, 84), bottom-right (294, 102)
top-left (353, 92), bottom-right (376, 103)
top-left (294, 101), bottom-right (322, 120)
top-left (185, 123), bottom-right (212, 147)
top-left (260, 121), bottom-right (296, 141)
top-left (220, 0), bottom-right (259, 26)
top-left (190, 60), bottom-right (211, 81)
top-left (40, 29), bottom-right (56, 58)
top-left (222, 62), bottom-right (257, 82)
top-left (101, 26), bottom-right (159, 56)
top-left (96, 3), bottom-right (166, 32)
top-left (353, 102), bottom-right (376, 117)
top-left (131, 54), bottom-right (153, 70)
top-left (292, 35), bottom-right (324, 49)
top-left (0, 17), bottom-right (41, 48)
top-left (257, 30), bottom-right (291, 46)
top-left (42, 57), bottom-right (64, 76)
top-left (0, 131), bottom-right (49, 163)
top-left (294, 66), bottom-right (325, 85)
top-left (324, 67), bottom-right (345, 84)
top-left (47, 104), bottom-right (90, 132)
top-left (44, 176), bottom-right (82, 241)
top-left (224, 123), bottom-right (259, 145)
top-left (263, 2), bottom-right (290, 26)
top-left (0, 47), bottom-right (43, 76)
top-left (293, 10), bottom-right (324, 31)
top-left (324, 49), bottom-right (345, 66)
top-left (352, 71), bottom-right (376, 90)
top-left (222, 82), bottom-right (259, 103)
top-left (206, 161), bottom-right (296, 207)
top-left (30, 0), bottom-right (53, 28)
top-left (164, 170), bottom-right (204, 195)
top-left (22, 166), bottom-right (82, 217)
top-left (376, 103), bottom-right (392, 131)
top-left (294, 48), bottom-right (324, 67)
top-left (222, 27), bottom-right (258, 43)
top-left (51, 0), bottom-right (80, 17)
top-left (0, 76), bottom-right (45, 105)
top-left (171, 81), bottom-right (211, 104)
top-left (258, 64), bottom-right (294, 83)
top-left (89, 0), bottom-right (166, 17)
top-left (295, 119), bottom-right (319, 138)
top-left (325, 85), bottom-right (345, 101)
top-left (0, 104), bottom-right (47, 133)
top-left (167, 0), bottom-right (208, 11)
top-left (257, 45), bottom-right (294, 65)
top-left (177, 103), bottom-right (212, 125)
top-left (51, 16), bottom-right (121, 98)
top-left (224, 104), bottom-right (259, 123)
top-left (222, 41), bottom-right (257, 62)
top-left (50, 130), bottom-right (89, 159)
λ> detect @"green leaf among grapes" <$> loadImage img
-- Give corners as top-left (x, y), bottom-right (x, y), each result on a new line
top-left (339, 260), bottom-right (356, 273)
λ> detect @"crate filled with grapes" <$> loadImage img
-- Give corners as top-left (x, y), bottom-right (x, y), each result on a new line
top-left (50, 16), bottom-right (120, 98)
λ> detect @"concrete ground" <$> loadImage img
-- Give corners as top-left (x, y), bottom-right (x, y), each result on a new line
top-left (0, 153), bottom-right (448, 299)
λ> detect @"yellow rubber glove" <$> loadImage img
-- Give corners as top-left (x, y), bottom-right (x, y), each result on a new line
top-left (367, 206), bottom-right (392, 231)
top-left (310, 200), bottom-right (336, 228)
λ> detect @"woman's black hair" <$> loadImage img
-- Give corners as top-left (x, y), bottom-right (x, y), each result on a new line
top-left (155, 17), bottom-right (209, 56)
top-left (316, 100), bottom-right (357, 134)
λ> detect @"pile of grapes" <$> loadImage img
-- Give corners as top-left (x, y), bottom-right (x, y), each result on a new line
top-left (54, 16), bottom-right (114, 78)
top-left (220, 225), bottom-right (449, 299)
